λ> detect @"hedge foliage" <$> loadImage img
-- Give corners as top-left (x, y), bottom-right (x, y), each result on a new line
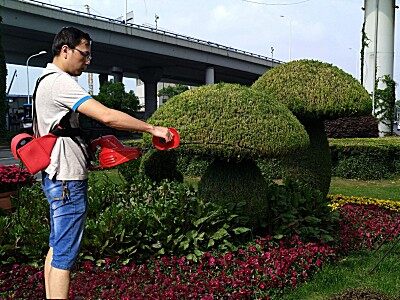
top-left (251, 60), bottom-right (371, 196)
top-left (145, 83), bottom-right (309, 160)
top-left (330, 137), bottom-right (400, 180)
top-left (175, 137), bottom-right (400, 181)
top-left (278, 120), bottom-right (332, 196)
top-left (198, 159), bottom-right (269, 229)
top-left (141, 149), bottom-right (183, 183)
top-left (252, 59), bottom-right (372, 121)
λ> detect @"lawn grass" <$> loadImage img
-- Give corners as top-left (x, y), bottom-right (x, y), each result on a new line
top-left (281, 243), bottom-right (400, 300)
top-left (329, 176), bottom-right (400, 201)
top-left (283, 177), bottom-right (400, 299)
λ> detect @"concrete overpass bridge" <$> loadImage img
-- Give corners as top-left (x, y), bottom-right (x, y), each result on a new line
top-left (1, 0), bottom-right (282, 117)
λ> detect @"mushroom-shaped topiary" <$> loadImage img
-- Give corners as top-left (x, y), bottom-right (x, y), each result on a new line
top-left (252, 59), bottom-right (372, 195)
top-left (144, 83), bottom-right (310, 228)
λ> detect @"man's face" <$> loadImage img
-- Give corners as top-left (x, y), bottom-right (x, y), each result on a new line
top-left (66, 39), bottom-right (92, 76)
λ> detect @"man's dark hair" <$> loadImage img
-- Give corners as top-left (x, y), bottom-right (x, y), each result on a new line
top-left (52, 27), bottom-right (92, 57)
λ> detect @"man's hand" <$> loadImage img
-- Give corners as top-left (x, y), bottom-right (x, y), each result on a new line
top-left (150, 126), bottom-right (174, 143)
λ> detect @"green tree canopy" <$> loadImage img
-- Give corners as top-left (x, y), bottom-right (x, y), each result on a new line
top-left (158, 84), bottom-right (189, 100)
top-left (95, 81), bottom-right (140, 115)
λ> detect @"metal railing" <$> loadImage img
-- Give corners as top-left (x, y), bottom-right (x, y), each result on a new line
top-left (19, 0), bottom-right (283, 64)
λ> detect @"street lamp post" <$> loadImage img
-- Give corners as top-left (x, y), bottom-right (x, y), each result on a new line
top-left (26, 51), bottom-right (47, 104)
top-left (155, 14), bottom-right (159, 29)
top-left (280, 15), bottom-right (292, 61)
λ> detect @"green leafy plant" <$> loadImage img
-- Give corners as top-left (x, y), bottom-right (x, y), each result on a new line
top-left (95, 80), bottom-right (140, 114)
top-left (255, 179), bottom-right (340, 243)
top-left (374, 75), bottom-right (397, 135)
top-left (157, 84), bottom-right (189, 100)
top-left (83, 175), bottom-right (250, 263)
top-left (1, 174), bottom-right (250, 265)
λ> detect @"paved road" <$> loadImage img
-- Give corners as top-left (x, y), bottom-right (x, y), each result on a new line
top-left (0, 145), bottom-right (18, 166)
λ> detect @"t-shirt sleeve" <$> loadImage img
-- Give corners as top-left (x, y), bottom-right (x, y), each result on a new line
top-left (53, 74), bottom-right (93, 111)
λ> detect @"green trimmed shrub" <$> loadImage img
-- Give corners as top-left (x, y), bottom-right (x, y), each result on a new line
top-left (177, 153), bottom-right (211, 178)
top-left (330, 137), bottom-right (400, 180)
top-left (282, 119), bottom-right (332, 196)
top-left (141, 149), bottom-right (183, 183)
top-left (252, 59), bottom-right (372, 121)
top-left (145, 83), bottom-right (309, 159)
top-left (198, 159), bottom-right (270, 229)
top-left (144, 83), bottom-right (309, 229)
top-left (334, 154), bottom-right (391, 180)
top-left (252, 59), bottom-right (372, 196)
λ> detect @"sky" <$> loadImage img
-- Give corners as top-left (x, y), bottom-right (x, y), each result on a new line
top-left (5, 0), bottom-right (399, 97)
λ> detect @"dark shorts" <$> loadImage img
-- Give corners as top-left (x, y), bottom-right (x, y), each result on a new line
top-left (42, 173), bottom-right (88, 270)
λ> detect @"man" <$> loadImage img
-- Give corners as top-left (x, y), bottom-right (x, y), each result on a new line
top-left (35, 27), bottom-right (173, 299)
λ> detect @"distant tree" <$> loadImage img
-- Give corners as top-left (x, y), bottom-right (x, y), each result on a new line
top-left (158, 84), bottom-right (189, 100)
top-left (374, 75), bottom-right (397, 135)
top-left (95, 81), bottom-right (140, 115)
top-left (0, 17), bottom-right (7, 133)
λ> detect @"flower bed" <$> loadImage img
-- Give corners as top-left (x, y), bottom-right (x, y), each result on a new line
top-left (1, 198), bottom-right (399, 299)
top-left (1, 236), bottom-right (335, 299)
top-left (328, 194), bottom-right (400, 212)
top-left (0, 164), bottom-right (34, 193)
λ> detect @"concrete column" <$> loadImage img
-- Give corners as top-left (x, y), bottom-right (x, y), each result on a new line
top-left (205, 66), bottom-right (215, 84)
top-left (363, 0), bottom-right (395, 136)
top-left (98, 73), bottom-right (108, 87)
top-left (138, 67), bottom-right (163, 119)
top-left (111, 66), bottom-right (123, 83)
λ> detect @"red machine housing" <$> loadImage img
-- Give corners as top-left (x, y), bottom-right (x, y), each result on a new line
top-left (90, 135), bottom-right (142, 169)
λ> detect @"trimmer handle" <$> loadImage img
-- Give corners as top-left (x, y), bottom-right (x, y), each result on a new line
top-left (152, 128), bottom-right (180, 150)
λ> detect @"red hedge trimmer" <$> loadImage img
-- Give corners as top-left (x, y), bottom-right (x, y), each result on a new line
top-left (11, 127), bottom-right (180, 173)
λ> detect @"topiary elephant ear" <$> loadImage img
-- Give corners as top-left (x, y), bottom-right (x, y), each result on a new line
top-left (252, 59), bottom-right (372, 196)
top-left (145, 83), bottom-right (309, 159)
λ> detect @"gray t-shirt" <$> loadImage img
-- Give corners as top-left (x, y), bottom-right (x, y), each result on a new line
top-left (35, 63), bottom-right (92, 180)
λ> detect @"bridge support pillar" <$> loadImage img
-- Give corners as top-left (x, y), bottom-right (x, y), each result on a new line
top-left (205, 66), bottom-right (214, 84)
top-left (111, 67), bottom-right (124, 83)
top-left (138, 67), bottom-right (163, 119)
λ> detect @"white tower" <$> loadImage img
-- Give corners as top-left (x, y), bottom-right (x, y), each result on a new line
top-left (362, 0), bottom-right (396, 136)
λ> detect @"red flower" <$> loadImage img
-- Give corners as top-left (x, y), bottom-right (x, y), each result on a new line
top-left (0, 164), bottom-right (34, 193)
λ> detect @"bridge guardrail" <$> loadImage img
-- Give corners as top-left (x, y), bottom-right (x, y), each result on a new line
top-left (19, 0), bottom-right (283, 64)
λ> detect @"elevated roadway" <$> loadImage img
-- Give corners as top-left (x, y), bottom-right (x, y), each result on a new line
top-left (1, 0), bottom-right (282, 116)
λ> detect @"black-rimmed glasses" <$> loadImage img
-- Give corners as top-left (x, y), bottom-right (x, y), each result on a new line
top-left (73, 48), bottom-right (92, 61)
